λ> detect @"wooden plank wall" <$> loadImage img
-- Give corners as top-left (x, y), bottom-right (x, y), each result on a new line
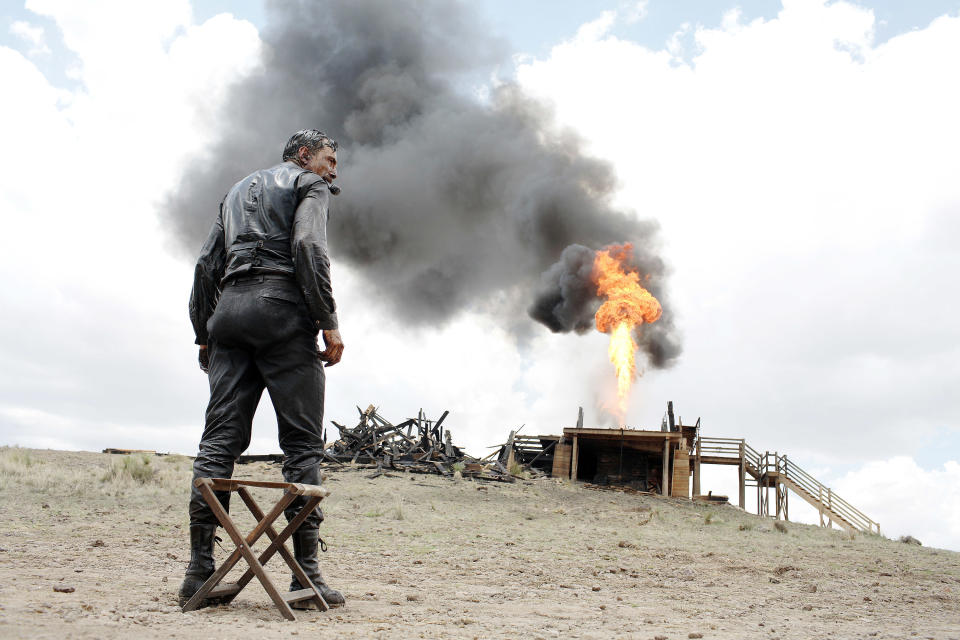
top-left (552, 442), bottom-right (572, 479)
top-left (671, 449), bottom-right (690, 498)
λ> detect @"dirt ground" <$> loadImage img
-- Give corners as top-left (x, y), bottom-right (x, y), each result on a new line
top-left (0, 448), bottom-right (958, 639)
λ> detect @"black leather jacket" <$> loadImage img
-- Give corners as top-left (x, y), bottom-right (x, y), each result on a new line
top-left (189, 161), bottom-right (338, 344)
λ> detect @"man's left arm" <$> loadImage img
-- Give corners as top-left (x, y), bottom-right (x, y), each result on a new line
top-left (292, 176), bottom-right (343, 366)
top-left (189, 207), bottom-right (226, 370)
top-left (292, 177), bottom-right (338, 329)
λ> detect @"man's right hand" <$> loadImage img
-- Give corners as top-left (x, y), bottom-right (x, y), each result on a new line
top-left (319, 329), bottom-right (344, 367)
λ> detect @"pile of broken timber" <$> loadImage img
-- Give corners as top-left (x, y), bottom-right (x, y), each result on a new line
top-left (324, 405), bottom-right (515, 482)
top-left (491, 430), bottom-right (559, 476)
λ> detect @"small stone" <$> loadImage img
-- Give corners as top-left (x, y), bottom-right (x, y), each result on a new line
top-left (863, 596), bottom-right (872, 602)
top-left (599, 605), bottom-right (606, 610)
top-left (412, 559), bottom-right (423, 565)
top-left (53, 585), bottom-right (75, 593)
top-left (618, 540), bottom-right (636, 549)
top-left (802, 605), bottom-right (813, 611)
top-left (689, 634), bottom-right (704, 639)
top-left (769, 578), bottom-right (780, 584)
top-left (406, 594), bottom-right (420, 601)
top-left (42, 503), bottom-right (50, 509)
top-left (91, 540), bottom-right (105, 548)
top-left (592, 585), bottom-right (601, 591)
top-left (165, 552), bottom-right (177, 560)
top-left (655, 636), bottom-right (667, 640)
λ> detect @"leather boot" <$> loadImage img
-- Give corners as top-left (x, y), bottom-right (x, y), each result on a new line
top-left (289, 527), bottom-right (345, 608)
top-left (178, 524), bottom-right (217, 607)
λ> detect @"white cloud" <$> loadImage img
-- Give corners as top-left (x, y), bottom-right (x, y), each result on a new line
top-left (0, 2), bottom-right (261, 454)
top-left (621, 0), bottom-right (649, 25)
top-left (834, 457), bottom-right (960, 550)
top-left (9, 20), bottom-right (50, 56)
top-left (515, 0), bottom-right (960, 459)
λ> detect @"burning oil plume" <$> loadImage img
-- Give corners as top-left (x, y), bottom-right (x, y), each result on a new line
top-left (593, 244), bottom-right (663, 421)
top-left (164, 0), bottom-right (681, 368)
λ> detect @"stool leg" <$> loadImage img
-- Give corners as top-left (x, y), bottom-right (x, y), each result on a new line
top-left (228, 493), bottom-right (323, 595)
top-left (182, 482), bottom-right (295, 611)
top-left (238, 488), bottom-right (329, 611)
top-left (195, 480), bottom-right (297, 620)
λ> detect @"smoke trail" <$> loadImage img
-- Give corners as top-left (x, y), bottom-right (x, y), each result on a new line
top-left (164, 0), bottom-right (681, 367)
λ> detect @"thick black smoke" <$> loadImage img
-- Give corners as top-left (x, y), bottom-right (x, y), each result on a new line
top-left (165, 0), bottom-right (681, 367)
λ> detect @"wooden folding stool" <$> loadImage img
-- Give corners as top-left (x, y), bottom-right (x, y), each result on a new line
top-left (181, 477), bottom-right (332, 620)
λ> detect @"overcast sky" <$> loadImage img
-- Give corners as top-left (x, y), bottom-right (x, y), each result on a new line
top-left (1, 0), bottom-right (958, 550)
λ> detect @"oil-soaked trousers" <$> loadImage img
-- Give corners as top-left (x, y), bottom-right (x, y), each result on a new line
top-left (189, 274), bottom-right (325, 529)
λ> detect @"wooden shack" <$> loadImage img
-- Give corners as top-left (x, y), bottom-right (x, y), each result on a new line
top-left (551, 424), bottom-right (695, 497)
top-left (511, 402), bottom-right (882, 535)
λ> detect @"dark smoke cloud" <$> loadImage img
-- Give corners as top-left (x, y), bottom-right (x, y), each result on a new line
top-left (165, 0), bottom-right (681, 367)
top-left (529, 243), bottom-right (681, 368)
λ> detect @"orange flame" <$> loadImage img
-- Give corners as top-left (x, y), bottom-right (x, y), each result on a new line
top-left (593, 244), bottom-right (662, 423)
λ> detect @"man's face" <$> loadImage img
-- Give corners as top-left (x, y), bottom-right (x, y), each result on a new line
top-left (301, 145), bottom-right (337, 183)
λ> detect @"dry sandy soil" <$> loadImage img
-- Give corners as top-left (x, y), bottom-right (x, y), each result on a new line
top-left (0, 447), bottom-right (958, 639)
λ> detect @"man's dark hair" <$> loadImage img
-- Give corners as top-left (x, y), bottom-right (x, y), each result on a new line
top-left (282, 129), bottom-right (338, 162)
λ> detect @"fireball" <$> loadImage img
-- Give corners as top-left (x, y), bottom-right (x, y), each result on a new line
top-left (593, 244), bottom-right (662, 422)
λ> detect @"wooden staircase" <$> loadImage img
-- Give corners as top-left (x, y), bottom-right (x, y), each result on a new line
top-left (696, 437), bottom-right (879, 534)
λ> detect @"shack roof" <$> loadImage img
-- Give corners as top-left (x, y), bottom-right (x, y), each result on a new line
top-left (562, 427), bottom-right (684, 441)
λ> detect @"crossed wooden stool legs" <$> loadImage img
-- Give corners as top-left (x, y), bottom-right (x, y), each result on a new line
top-left (181, 477), bottom-right (331, 620)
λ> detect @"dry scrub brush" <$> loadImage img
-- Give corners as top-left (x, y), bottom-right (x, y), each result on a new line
top-left (0, 447), bottom-right (191, 501)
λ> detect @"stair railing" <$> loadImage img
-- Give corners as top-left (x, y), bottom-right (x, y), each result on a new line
top-left (696, 438), bottom-right (879, 534)
top-left (780, 456), bottom-right (880, 534)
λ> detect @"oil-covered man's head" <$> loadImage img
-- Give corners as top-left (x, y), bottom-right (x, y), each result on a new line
top-left (283, 129), bottom-right (338, 185)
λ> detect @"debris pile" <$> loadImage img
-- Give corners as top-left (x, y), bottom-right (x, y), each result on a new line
top-left (490, 429), bottom-right (558, 477)
top-left (323, 405), bottom-right (515, 482)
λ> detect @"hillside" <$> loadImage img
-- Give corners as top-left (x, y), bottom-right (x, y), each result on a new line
top-left (0, 448), bottom-right (958, 639)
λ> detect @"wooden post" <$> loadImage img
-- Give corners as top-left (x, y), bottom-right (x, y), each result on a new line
top-left (783, 455), bottom-right (789, 521)
top-left (570, 435), bottom-right (579, 482)
top-left (661, 437), bottom-right (670, 496)
top-left (693, 436), bottom-right (701, 496)
top-left (774, 451), bottom-right (781, 520)
top-left (827, 488), bottom-right (832, 528)
top-left (818, 486), bottom-right (824, 527)
top-left (738, 441), bottom-right (746, 509)
top-left (505, 430), bottom-right (516, 471)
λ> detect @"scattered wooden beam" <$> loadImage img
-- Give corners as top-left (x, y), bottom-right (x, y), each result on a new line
top-left (322, 405), bottom-right (514, 482)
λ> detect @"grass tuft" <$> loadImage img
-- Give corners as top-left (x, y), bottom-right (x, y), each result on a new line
top-left (392, 496), bottom-right (405, 520)
top-left (103, 454), bottom-right (157, 485)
